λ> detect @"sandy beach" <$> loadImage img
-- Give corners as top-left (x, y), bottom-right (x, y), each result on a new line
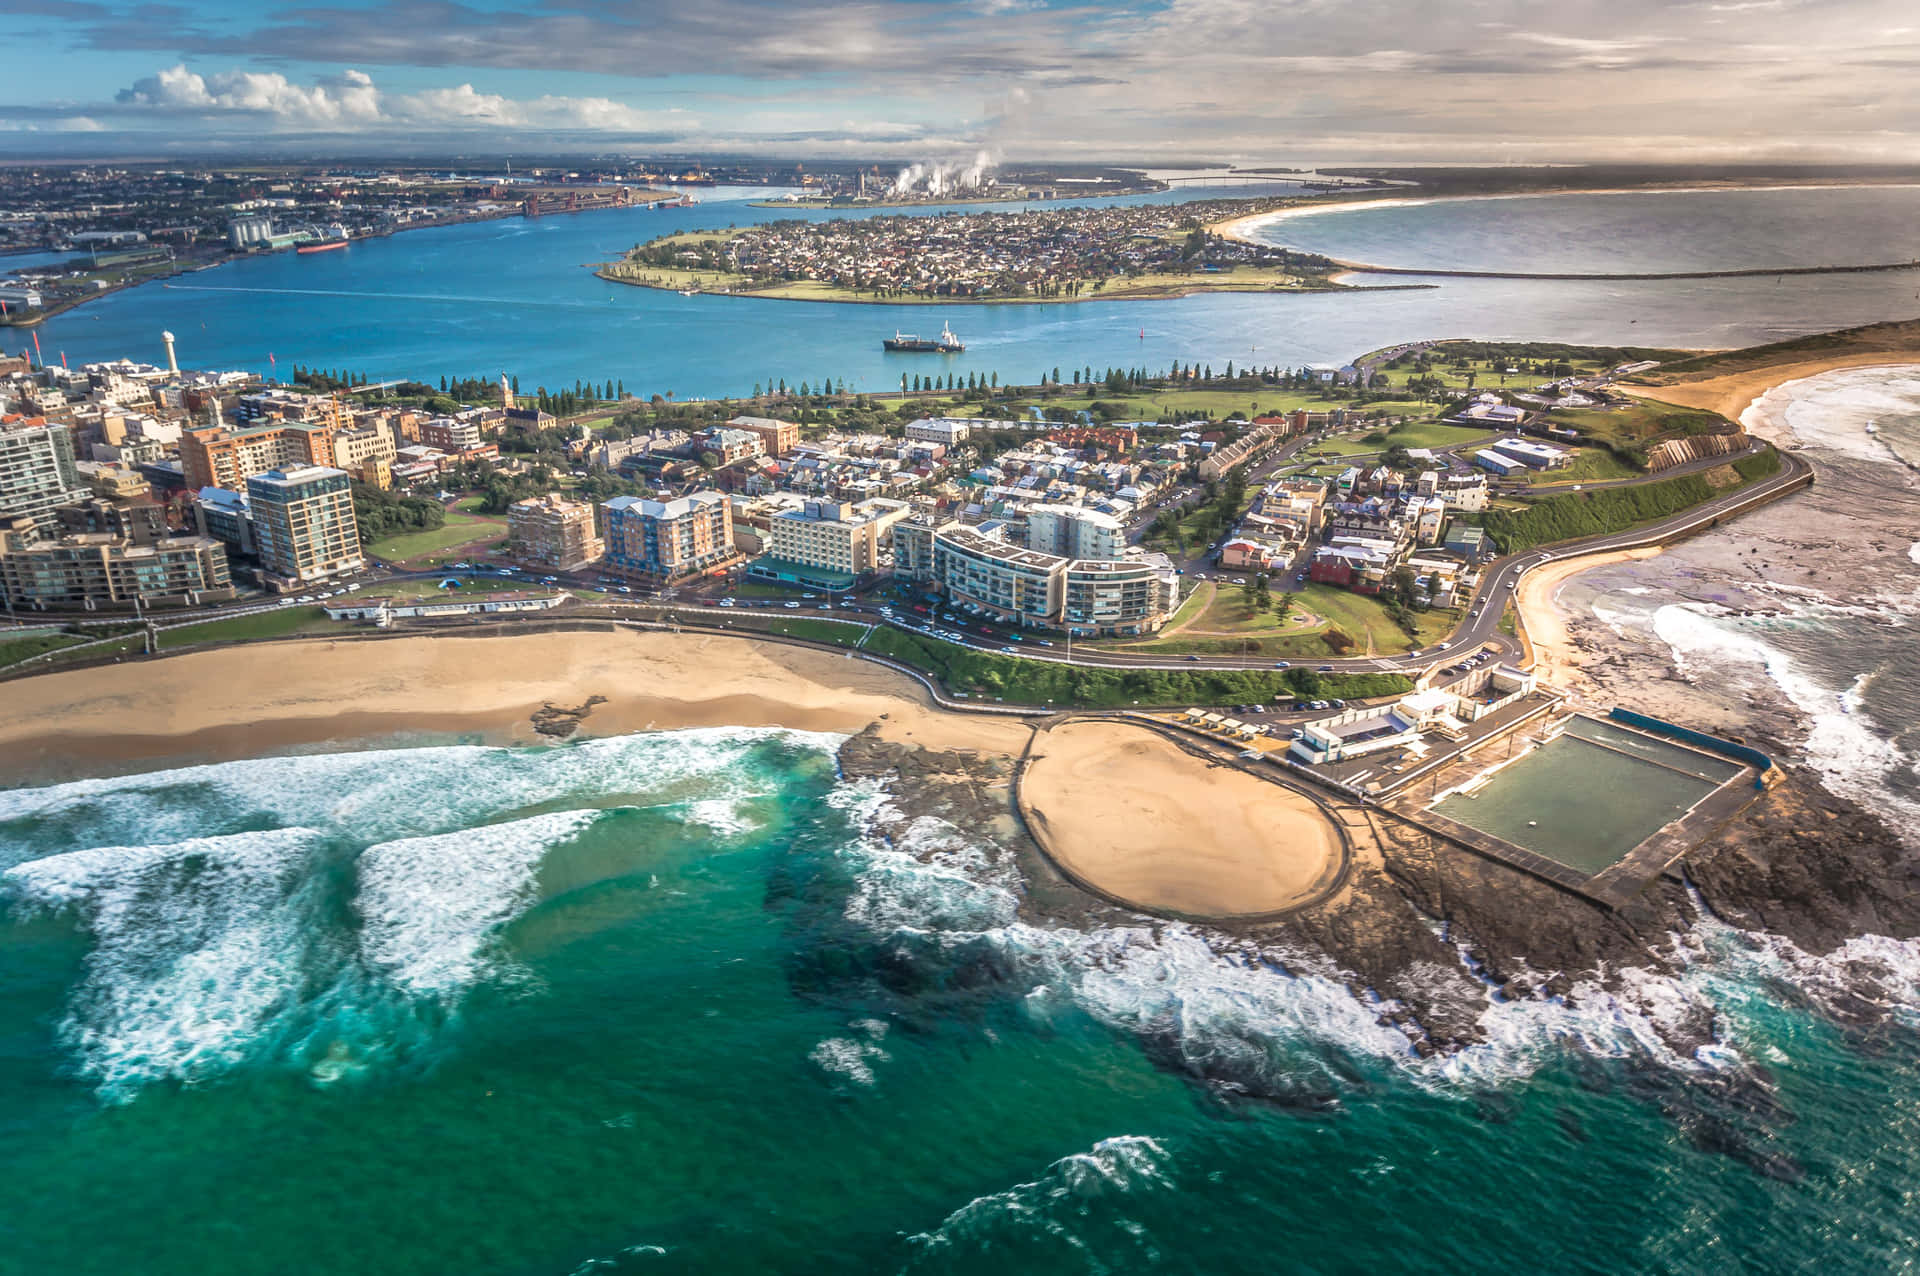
top-left (1643, 353), bottom-right (1920, 422)
top-left (1017, 719), bottom-right (1343, 918)
top-left (1512, 548), bottom-right (1664, 694)
top-left (0, 628), bottom-right (1033, 782)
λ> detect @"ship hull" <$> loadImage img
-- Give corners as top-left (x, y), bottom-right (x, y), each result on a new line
top-left (296, 241), bottom-right (349, 255)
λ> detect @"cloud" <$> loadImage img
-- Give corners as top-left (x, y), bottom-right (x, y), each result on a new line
top-left (5, 0), bottom-right (1918, 161)
top-left (107, 63), bottom-right (679, 133)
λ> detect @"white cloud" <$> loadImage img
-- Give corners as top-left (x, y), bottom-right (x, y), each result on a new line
top-left (110, 64), bottom-right (675, 134)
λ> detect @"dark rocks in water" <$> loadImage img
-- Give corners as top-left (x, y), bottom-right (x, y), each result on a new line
top-left (530, 695), bottom-right (607, 739)
top-left (1554, 1107), bottom-right (1588, 1142)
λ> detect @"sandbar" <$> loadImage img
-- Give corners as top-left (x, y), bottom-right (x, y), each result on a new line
top-left (1017, 720), bottom-right (1343, 918)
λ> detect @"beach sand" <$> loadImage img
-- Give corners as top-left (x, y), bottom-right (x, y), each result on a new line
top-left (0, 628), bottom-right (1033, 782)
top-left (1641, 352), bottom-right (1920, 422)
top-left (1018, 720), bottom-right (1343, 918)
top-left (1513, 548), bottom-right (1664, 695)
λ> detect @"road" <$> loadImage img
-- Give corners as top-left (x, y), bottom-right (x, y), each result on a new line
top-left (4, 441), bottom-right (1810, 690)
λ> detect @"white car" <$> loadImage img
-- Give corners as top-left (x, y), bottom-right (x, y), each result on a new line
top-left (784, 601), bottom-right (801, 609)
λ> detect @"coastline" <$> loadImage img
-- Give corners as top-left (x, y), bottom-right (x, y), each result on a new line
top-left (0, 628), bottom-right (1033, 783)
top-left (593, 266), bottom-right (1348, 306)
top-left (1639, 353), bottom-right (1920, 421)
top-left (1211, 179), bottom-right (1920, 249)
top-left (1511, 547), bottom-right (1662, 694)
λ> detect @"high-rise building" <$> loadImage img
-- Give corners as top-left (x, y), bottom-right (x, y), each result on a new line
top-left (1024, 504), bottom-right (1125, 561)
top-left (246, 466), bottom-right (364, 588)
top-left (0, 415), bottom-right (84, 532)
top-left (509, 494), bottom-right (604, 571)
top-left (602, 492), bottom-right (735, 580)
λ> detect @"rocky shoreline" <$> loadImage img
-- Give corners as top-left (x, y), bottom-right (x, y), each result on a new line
top-left (837, 718), bottom-right (1920, 1063)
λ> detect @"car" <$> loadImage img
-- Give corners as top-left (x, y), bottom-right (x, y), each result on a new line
top-left (1317, 665), bottom-right (1333, 673)
top-left (1290, 728), bottom-right (1305, 740)
top-left (802, 593), bottom-right (817, 600)
top-left (1273, 660), bottom-right (1290, 669)
top-left (1036, 639), bottom-right (1053, 647)
top-left (542, 576), bottom-right (559, 584)
top-left (818, 604), bottom-right (831, 611)
top-left (1436, 641), bottom-right (1450, 650)
top-left (999, 646), bottom-right (1016, 654)
top-left (1331, 699), bottom-right (1346, 709)
top-left (617, 586), bottom-right (632, 594)
top-left (784, 601), bottom-right (801, 609)
top-left (275, 598), bottom-right (294, 608)
top-left (1185, 655), bottom-right (1201, 662)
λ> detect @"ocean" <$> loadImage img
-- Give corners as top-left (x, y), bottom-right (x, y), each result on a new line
top-left (17, 184), bottom-right (1920, 398)
top-left (5, 697), bottom-right (1920, 1271)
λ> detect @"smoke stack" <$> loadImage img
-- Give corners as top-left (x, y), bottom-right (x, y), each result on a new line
top-left (161, 330), bottom-right (178, 375)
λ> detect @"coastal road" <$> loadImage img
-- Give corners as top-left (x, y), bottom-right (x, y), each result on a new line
top-left (3, 446), bottom-right (1810, 687)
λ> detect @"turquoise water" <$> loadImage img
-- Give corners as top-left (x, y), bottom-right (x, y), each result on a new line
top-left (6, 729), bottom-right (1920, 1273)
top-left (23, 185), bottom-right (1920, 399)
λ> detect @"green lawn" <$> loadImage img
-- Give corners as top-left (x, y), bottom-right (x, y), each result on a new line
top-left (1110, 582), bottom-right (1453, 658)
top-left (162, 606), bottom-right (330, 648)
top-left (365, 512), bottom-right (506, 564)
top-left (1524, 448), bottom-right (1645, 486)
top-left (1547, 398), bottom-right (1732, 453)
top-left (0, 631), bottom-right (84, 668)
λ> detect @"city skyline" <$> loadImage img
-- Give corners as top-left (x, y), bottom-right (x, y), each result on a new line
top-left (3, 0), bottom-right (1919, 162)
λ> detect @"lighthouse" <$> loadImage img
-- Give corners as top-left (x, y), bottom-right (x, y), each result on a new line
top-left (161, 330), bottom-right (178, 375)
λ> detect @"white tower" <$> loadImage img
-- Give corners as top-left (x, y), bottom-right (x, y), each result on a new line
top-left (161, 330), bottom-right (178, 375)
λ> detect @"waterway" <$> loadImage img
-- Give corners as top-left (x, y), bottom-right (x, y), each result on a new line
top-left (18, 184), bottom-right (1920, 399)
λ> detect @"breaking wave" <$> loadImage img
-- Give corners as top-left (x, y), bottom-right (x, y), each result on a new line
top-left (904, 1135), bottom-right (1173, 1269)
top-left (0, 728), bottom-right (841, 1099)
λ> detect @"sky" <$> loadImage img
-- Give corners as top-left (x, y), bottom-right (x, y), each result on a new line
top-left (2, 0), bottom-right (1918, 163)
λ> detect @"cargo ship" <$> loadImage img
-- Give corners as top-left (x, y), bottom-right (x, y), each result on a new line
top-left (884, 323), bottom-right (964, 353)
top-left (296, 238), bottom-right (348, 255)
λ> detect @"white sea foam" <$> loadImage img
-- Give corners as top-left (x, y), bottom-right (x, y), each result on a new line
top-left (809, 1032), bottom-right (891, 1087)
top-left (0, 726), bottom-right (840, 869)
top-left (354, 809), bottom-right (602, 1000)
top-left (2, 827), bottom-right (331, 1100)
top-left (905, 1135), bottom-right (1172, 1265)
top-left (1653, 602), bottom-right (1920, 844)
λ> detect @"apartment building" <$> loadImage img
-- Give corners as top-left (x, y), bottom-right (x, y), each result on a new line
top-left (417, 415), bottom-right (486, 454)
top-left (332, 422), bottom-right (398, 485)
top-left (727, 415), bottom-right (802, 458)
top-left (763, 497), bottom-right (909, 584)
top-left (508, 494), bottom-right (604, 572)
top-left (0, 415), bottom-right (85, 532)
top-left (1024, 504), bottom-right (1125, 561)
top-left (906, 521), bottom-right (1178, 637)
top-left (904, 417), bottom-right (974, 446)
top-left (246, 466), bottom-right (364, 588)
top-left (602, 491), bottom-right (736, 580)
top-left (181, 420), bottom-right (337, 491)
top-left (0, 527), bottom-right (232, 608)
top-left (692, 426), bottom-right (765, 468)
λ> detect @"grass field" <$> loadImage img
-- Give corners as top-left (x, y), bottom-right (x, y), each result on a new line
top-left (1548, 398), bottom-right (1732, 452)
top-left (1106, 582), bottom-right (1453, 658)
top-left (0, 631), bottom-right (83, 668)
top-left (1524, 448), bottom-right (1645, 486)
top-left (365, 512), bottom-right (507, 565)
top-left (162, 606), bottom-right (331, 648)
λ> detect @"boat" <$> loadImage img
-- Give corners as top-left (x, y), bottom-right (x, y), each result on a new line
top-left (883, 322), bottom-right (964, 353)
top-left (297, 239), bottom-right (348, 255)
